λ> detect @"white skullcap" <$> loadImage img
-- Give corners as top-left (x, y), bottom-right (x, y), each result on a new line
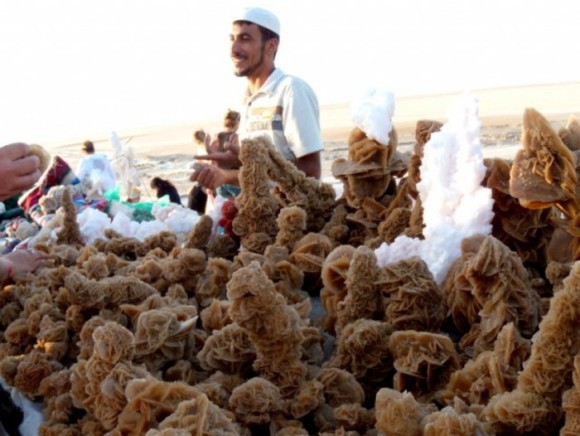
top-left (233, 7), bottom-right (280, 36)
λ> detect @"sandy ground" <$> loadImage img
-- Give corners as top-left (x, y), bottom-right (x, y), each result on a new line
top-left (42, 81), bottom-right (580, 200)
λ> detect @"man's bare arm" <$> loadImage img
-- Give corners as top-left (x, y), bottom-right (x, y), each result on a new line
top-left (190, 165), bottom-right (240, 190)
top-left (294, 151), bottom-right (321, 179)
top-left (194, 151), bottom-right (241, 169)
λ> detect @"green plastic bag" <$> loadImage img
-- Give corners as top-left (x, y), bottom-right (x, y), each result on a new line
top-left (103, 186), bottom-right (121, 202)
top-left (105, 190), bottom-right (171, 222)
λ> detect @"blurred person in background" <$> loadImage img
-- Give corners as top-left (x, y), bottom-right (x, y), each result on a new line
top-left (202, 109), bottom-right (242, 198)
top-left (150, 176), bottom-right (182, 205)
top-left (76, 140), bottom-right (117, 194)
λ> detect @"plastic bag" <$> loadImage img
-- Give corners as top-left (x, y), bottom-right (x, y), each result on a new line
top-left (105, 189), bottom-right (170, 222)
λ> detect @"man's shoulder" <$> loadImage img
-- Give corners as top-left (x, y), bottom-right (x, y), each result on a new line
top-left (276, 72), bottom-right (306, 86)
top-left (274, 74), bottom-right (316, 99)
top-left (268, 68), bottom-right (304, 86)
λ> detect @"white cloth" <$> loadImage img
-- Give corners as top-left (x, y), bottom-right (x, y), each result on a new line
top-left (76, 153), bottom-right (117, 193)
top-left (240, 68), bottom-right (324, 159)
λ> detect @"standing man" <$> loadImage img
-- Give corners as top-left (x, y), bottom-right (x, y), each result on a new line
top-left (191, 6), bottom-right (324, 191)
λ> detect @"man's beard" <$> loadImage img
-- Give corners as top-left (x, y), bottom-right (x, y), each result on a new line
top-left (234, 44), bottom-right (265, 77)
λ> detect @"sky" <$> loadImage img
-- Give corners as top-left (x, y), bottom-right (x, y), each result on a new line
top-left (1, 0), bottom-right (578, 145)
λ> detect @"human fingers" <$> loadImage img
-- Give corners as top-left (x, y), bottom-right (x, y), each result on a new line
top-left (195, 166), bottom-right (221, 190)
top-left (193, 154), bottom-right (213, 161)
top-left (194, 153), bottom-right (234, 164)
top-left (4, 249), bottom-right (48, 276)
top-left (189, 163), bottom-right (207, 182)
top-left (30, 250), bottom-right (51, 261)
top-left (21, 252), bottom-right (49, 271)
top-left (12, 154), bottom-right (41, 176)
top-left (11, 166), bottom-right (41, 190)
top-left (194, 152), bottom-right (231, 161)
top-left (0, 144), bottom-right (41, 191)
top-left (0, 142), bottom-right (31, 161)
top-left (15, 247), bottom-right (51, 261)
top-left (30, 252), bottom-right (50, 269)
top-left (194, 165), bottom-right (213, 187)
top-left (0, 167), bottom-right (41, 201)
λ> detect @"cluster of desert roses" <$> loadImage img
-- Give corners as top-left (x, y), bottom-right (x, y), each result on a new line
top-left (1, 104), bottom-right (580, 435)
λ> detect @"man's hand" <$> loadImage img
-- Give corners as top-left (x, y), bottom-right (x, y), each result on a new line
top-left (0, 143), bottom-right (41, 200)
top-left (194, 151), bottom-right (241, 170)
top-left (190, 163), bottom-right (232, 191)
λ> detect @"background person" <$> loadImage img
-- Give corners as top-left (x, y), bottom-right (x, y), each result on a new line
top-left (202, 109), bottom-right (242, 198)
top-left (76, 140), bottom-right (117, 193)
top-left (207, 109), bottom-right (242, 162)
top-left (150, 176), bottom-right (182, 205)
top-left (193, 129), bottom-right (212, 155)
top-left (187, 130), bottom-right (211, 213)
top-left (191, 6), bottom-right (324, 192)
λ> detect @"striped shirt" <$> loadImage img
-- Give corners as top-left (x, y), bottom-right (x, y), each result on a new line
top-left (240, 68), bottom-right (324, 160)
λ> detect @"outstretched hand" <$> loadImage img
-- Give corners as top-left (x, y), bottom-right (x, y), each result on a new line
top-left (190, 163), bottom-right (230, 191)
top-left (1, 248), bottom-right (50, 282)
top-left (0, 143), bottom-right (42, 201)
top-left (194, 150), bottom-right (241, 169)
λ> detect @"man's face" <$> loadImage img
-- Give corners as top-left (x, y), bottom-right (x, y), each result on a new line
top-left (230, 22), bottom-right (267, 78)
